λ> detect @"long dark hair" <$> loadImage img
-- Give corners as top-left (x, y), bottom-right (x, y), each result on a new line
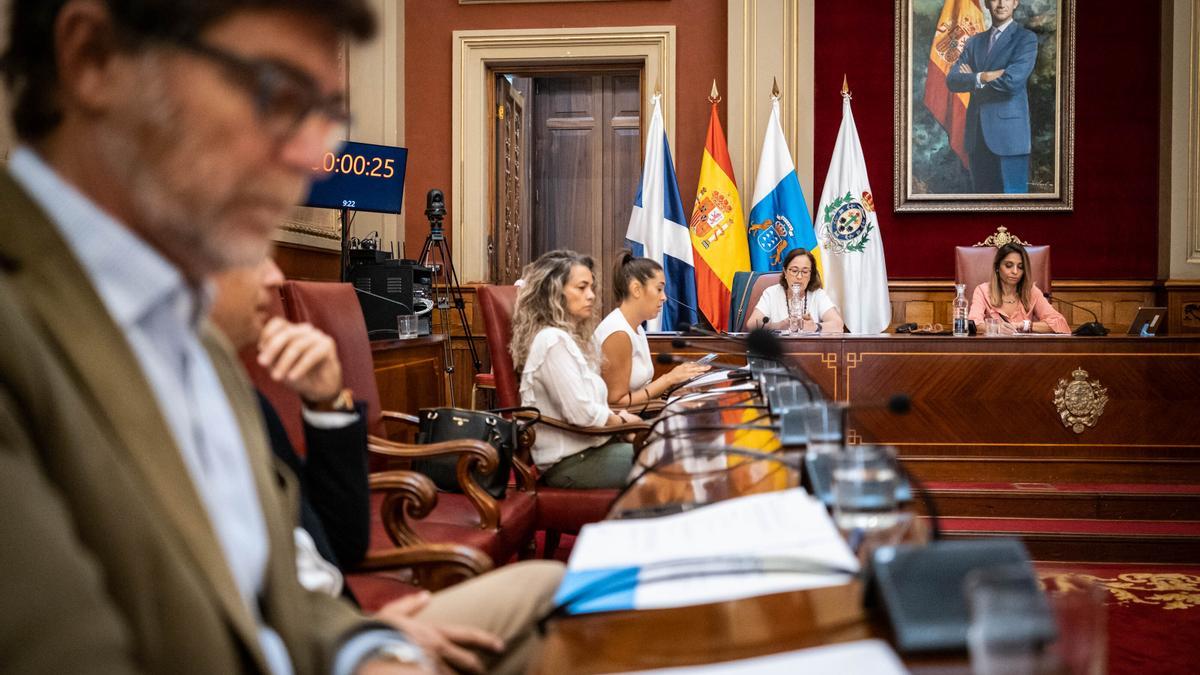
top-left (612, 250), bottom-right (662, 303)
top-left (778, 248), bottom-right (822, 293)
top-left (988, 242), bottom-right (1033, 310)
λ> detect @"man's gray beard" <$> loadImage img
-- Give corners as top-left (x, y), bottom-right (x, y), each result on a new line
top-left (95, 58), bottom-right (268, 280)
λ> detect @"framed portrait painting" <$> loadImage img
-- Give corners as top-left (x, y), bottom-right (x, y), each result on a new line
top-left (895, 0), bottom-right (1075, 212)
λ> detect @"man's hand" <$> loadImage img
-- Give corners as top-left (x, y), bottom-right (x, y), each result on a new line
top-left (979, 69), bottom-right (1005, 83)
top-left (256, 317), bottom-right (344, 404)
top-left (375, 592), bottom-right (504, 675)
top-left (957, 62), bottom-right (974, 74)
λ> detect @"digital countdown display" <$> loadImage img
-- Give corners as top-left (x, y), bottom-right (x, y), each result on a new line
top-left (304, 140), bottom-right (408, 214)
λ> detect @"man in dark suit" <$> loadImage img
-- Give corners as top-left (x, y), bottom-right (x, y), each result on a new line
top-left (945, 0), bottom-right (1038, 193)
top-left (210, 257), bottom-right (566, 675)
top-left (0, 1), bottom-right (440, 672)
top-left (211, 257), bottom-right (372, 586)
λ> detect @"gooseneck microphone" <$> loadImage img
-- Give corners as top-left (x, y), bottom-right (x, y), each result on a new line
top-left (1050, 296), bottom-right (1109, 336)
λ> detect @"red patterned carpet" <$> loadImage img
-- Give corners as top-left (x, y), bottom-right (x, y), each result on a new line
top-left (1038, 562), bottom-right (1200, 675)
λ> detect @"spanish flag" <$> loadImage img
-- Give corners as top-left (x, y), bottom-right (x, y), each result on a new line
top-left (689, 93), bottom-right (750, 332)
top-left (922, 0), bottom-right (986, 168)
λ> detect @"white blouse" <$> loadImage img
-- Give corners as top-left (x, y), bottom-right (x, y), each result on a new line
top-left (753, 285), bottom-right (837, 327)
top-left (519, 327), bottom-right (613, 470)
top-left (593, 309), bottom-right (654, 393)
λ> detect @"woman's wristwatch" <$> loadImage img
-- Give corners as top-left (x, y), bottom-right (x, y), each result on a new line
top-left (1021, 319), bottom-right (1032, 333)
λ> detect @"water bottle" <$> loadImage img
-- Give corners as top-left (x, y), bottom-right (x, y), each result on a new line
top-left (788, 283), bottom-right (804, 335)
top-left (953, 283), bottom-right (969, 336)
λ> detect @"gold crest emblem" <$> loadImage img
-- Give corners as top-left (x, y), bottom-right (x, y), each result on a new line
top-left (1053, 368), bottom-right (1108, 434)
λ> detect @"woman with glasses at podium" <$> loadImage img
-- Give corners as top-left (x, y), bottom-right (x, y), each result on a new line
top-left (595, 251), bottom-right (710, 410)
top-left (511, 250), bottom-right (643, 489)
top-left (745, 248), bottom-right (845, 333)
top-left (968, 242), bottom-right (1069, 334)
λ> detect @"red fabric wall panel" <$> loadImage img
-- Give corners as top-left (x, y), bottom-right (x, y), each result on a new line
top-left (813, 0), bottom-right (1161, 279)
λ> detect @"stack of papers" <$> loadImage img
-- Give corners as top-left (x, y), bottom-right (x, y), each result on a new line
top-left (553, 489), bottom-right (858, 615)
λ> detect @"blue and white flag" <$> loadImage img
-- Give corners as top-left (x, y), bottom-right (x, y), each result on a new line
top-left (747, 98), bottom-right (821, 273)
top-left (626, 93), bottom-right (699, 332)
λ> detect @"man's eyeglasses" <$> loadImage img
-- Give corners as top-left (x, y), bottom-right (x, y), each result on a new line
top-left (173, 39), bottom-right (349, 152)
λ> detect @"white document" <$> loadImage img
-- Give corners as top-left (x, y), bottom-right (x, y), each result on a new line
top-left (562, 489), bottom-right (858, 612)
top-left (609, 639), bottom-right (908, 674)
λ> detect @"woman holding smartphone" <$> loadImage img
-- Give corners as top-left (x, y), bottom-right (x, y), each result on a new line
top-left (595, 251), bottom-right (710, 408)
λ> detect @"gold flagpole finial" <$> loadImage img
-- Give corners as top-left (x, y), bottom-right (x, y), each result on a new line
top-left (841, 74), bottom-right (852, 100)
top-left (709, 79), bottom-right (721, 104)
top-left (770, 76), bottom-right (781, 100)
top-left (653, 79), bottom-right (661, 98)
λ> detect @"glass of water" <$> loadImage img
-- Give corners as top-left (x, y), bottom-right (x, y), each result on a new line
top-left (832, 445), bottom-right (900, 531)
top-left (397, 314), bottom-right (419, 339)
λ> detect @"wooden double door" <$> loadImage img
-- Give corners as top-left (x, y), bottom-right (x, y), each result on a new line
top-left (492, 69), bottom-right (642, 315)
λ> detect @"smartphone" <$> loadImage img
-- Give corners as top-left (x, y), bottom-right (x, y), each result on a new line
top-left (696, 353), bottom-right (719, 365)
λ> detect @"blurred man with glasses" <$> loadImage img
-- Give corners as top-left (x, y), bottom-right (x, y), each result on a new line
top-left (0, 1), bottom-right (462, 673)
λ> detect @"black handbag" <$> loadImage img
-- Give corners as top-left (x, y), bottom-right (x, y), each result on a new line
top-left (411, 406), bottom-right (538, 500)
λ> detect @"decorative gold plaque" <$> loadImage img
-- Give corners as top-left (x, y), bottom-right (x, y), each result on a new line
top-left (1053, 368), bottom-right (1108, 434)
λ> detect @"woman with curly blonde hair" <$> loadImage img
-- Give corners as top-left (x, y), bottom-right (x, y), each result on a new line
top-left (510, 250), bottom-right (641, 488)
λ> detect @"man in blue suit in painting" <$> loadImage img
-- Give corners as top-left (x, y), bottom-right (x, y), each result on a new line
top-left (945, 0), bottom-right (1038, 194)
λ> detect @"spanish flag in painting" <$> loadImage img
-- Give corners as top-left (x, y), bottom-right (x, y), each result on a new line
top-left (688, 99), bottom-right (750, 332)
top-left (922, 0), bottom-right (987, 168)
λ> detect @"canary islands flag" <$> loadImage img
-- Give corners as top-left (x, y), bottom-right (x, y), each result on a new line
top-left (748, 98), bottom-right (820, 273)
top-left (626, 94), bottom-right (699, 332)
top-left (689, 100), bottom-right (750, 332)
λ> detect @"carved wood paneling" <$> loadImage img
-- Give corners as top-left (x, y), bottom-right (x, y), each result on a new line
top-left (887, 280), bottom-right (1159, 332)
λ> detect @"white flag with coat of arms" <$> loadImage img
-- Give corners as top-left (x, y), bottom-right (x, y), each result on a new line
top-left (815, 88), bottom-right (890, 334)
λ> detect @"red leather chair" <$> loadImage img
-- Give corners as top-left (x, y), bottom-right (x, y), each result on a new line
top-left (238, 285), bottom-right (492, 599)
top-left (955, 244), bottom-right (1051, 298)
top-left (477, 285), bottom-right (646, 558)
top-left (280, 280), bottom-right (537, 567)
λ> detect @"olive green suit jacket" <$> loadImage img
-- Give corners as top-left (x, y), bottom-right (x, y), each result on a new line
top-left (0, 171), bottom-right (379, 673)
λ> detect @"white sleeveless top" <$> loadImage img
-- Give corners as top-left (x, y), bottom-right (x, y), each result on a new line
top-left (593, 309), bottom-right (654, 392)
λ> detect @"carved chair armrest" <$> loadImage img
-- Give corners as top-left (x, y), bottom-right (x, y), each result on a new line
top-left (356, 542), bottom-right (493, 592)
top-left (511, 410), bottom-right (652, 460)
top-left (511, 455), bottom-right (538, 492)
top-left (368, 438), bottom-right (501, 530)
top-left (369, 470), bottom-right (438, 549)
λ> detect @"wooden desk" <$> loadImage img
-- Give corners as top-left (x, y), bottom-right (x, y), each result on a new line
top-left (536, 377), bottom-right (947, 674)
top-left (535, 335), bottom-right (1200, 672)
top-left (653, 335), bottom-right (1200, 487)
top-left (371, 335), bottom-right (447, 414)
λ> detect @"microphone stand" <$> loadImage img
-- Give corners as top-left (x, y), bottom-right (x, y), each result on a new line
top-left (1049, 295), bottom-right (1110, 336)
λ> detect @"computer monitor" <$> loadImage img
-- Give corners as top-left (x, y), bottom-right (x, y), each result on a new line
top-left (1126, 306), bottom-right (1167, 336)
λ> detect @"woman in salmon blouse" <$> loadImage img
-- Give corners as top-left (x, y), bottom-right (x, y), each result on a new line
top-left (967, 242), bottom-right (1069, 334)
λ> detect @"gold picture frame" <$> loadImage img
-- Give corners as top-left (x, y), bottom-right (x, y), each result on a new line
top-left (894, 0), bottom-right (1075, 212)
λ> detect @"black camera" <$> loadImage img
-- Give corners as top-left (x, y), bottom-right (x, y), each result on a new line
top-left (425, 189), bottom-right (446, 219)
